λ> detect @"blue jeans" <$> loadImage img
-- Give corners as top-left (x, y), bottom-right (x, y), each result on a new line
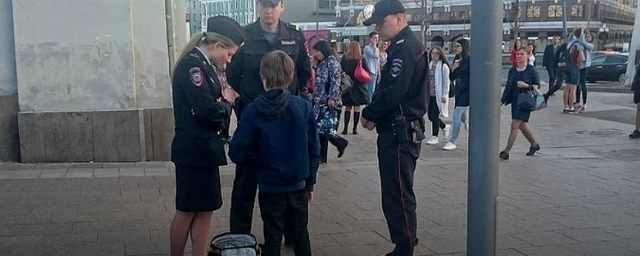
top-left (449, 106), bottom-right (468, 144)
top-left (367, 75), bottom-right (378, 102)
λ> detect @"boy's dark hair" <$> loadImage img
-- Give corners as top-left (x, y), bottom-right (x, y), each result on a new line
top-left (573, 28), bottom-right (584, 39)
top-left (369, 32), bottom-right (378, 38)
top-left (260, 50), bottom-right (295, 90)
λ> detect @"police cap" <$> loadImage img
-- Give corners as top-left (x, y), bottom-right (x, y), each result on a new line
top-left (363, 0), bottom-right (406, 26)
top-left (206, 16), bottom-right (246, 46)
top-left (257, 0), bottom-right (283, 6)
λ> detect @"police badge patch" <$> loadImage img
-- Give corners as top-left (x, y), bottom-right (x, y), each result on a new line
top-left (391, 59), bottom-right (403, 78)
top-left (189, 67), bottom-right (203, 87)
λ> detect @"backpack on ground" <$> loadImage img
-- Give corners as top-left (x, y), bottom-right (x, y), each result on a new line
top-left (208, 233), bottom-right (261, 256)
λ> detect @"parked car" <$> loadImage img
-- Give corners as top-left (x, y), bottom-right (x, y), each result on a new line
top-left (586, 53), bottom-right (628, 84)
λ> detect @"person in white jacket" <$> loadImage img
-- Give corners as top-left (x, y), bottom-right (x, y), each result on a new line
top-left (425, 46), bottom-right (451, 145)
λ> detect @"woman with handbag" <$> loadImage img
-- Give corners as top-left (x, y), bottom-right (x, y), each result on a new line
top-left (445, 39), bottom-right (471, 151)
top-left (340, 41), bottom-right (370, 135)
top-left (425, 46), bottom-right (451, 146)
top-left (313, 40), bottom-right (348, 163)
top-left (500, 47), bottom-right (542, 160)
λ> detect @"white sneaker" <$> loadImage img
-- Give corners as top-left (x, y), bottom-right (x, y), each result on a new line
top-left (442, 125), bottom-right (451, 138)
top-left (443, 142), bottom-right (456, 151)
top-left (426, 136), bottom-right (439, 145)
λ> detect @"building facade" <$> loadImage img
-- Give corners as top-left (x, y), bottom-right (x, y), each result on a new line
top-left (201, 0), bottom-right (257, 30)
top-left (186, 0), bottom-right (203, 35)
top-left (337, 0), bottom-right (636, 53)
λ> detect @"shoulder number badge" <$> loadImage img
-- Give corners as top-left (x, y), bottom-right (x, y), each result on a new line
top-left (189, 67), bottom-right (203, 87)
top-left (391, 59), bottom-right (403, 78)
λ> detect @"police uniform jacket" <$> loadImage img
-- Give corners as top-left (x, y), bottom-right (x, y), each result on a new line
top-left (171, 48), bottom-right (231, 167)
top-left (362, 26), bottom-right (429, 134)
top-left (226, 19), bottom-right (312, 106)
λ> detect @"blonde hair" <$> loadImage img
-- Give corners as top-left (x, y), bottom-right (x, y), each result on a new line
top-left (260, 50), bottom-right (295, 90)
top-left (171, 32), bottom-right (237, 78)
top-left (345, 41), bottom-right (363, 61)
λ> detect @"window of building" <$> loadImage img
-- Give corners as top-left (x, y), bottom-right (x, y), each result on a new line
top-left (319, 0), bottom-right (337, 9)
top-left (452, 11), bottom-right (468, 20)
top-left (432, 12), bottom-right (441, 21)
top-left (572, 4), bottom-right (584, 18)
top-left (548, 5), bottom-right (563, 18)
top-left (527, 5), bottom-right (540, 18)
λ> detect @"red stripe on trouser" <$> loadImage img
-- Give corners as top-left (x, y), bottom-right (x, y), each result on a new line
top-left (397, 145), bottom-right (414, 247)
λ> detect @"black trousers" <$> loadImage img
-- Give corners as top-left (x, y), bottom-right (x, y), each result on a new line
top-left (576, 68), bottom-right (588, 104)
top-left (427, 97), bottom-right (445, 136)
top-left (259, 190), bottom-right (311, 256)
top-left (377, 133), bottom-right (420, 256)
top-left (546, 66), bottom-right (557, 89)
top-left (546, 68), bottom-right (565, 100)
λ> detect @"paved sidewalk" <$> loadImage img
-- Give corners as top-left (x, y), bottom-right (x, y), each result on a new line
top-left (1, 92), bottom-right (639, 256)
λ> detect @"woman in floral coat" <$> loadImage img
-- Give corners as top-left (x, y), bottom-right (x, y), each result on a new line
top-left (312, 40), bottom-right (348, 163)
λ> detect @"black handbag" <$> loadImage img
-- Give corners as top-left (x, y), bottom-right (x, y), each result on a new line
top-left (517, 91), bottom-right (536, 111)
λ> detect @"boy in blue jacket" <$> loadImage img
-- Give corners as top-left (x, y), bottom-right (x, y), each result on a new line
top-left (229, 50), bottom-right (320, 256)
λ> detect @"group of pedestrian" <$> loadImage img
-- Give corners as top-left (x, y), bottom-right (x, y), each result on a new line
top-left (168, 0), bottom-right (432, 255)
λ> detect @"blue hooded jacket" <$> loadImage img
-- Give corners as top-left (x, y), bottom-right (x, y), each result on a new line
top-left (229, 89), bottom-right (320, 193)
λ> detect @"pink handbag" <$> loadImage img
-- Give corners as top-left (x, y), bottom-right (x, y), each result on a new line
top-left (354, 60), bottom-right (372, 84)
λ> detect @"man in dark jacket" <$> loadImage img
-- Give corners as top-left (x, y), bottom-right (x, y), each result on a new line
top-left (544, 42), bottom-right (568, 101)
top-left (229, 51), bottom-right (319, 256)
top-left (224, 0), bottom-right (312, 236)
top-left (543, 36), bottom-right (561, 89)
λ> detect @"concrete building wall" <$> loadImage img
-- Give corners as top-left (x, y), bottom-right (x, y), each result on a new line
top-left (13, 0), bottom-right (136, 112)
top-left (132, 0), bottom-right (173, 108)
top-left (0, 0), bottom-right (20, 162)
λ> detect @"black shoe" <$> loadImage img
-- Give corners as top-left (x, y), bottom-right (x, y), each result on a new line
top-left (384, 244), bottom-right (414, 256)
top-left (284, 241), bottom-right (294, 248)
top-left (526, 144), bottom-right (541, 156)
top-left (630, 130), bottom-right (640, 139)
top-left (341, 130), bottom-right (348, 135)
top-left (499, 151), bottom-right (510, 160)
top-left (352, 129), bottom-right (358, 135)
top-left (337, 140), bottom-right (348, 158)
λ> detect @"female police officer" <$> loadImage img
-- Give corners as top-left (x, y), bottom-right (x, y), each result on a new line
top-left (169, 16), bottom-right (245, 256)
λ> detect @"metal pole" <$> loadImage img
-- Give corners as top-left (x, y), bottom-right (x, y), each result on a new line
top-left (468, 0), bottom-right (501, 254)
top-left (562, 0), bottom-right (568, 39)
top-left (587, 0), bottom-right (592, 30)
top-left (316, 0), bottom-right (319, 42)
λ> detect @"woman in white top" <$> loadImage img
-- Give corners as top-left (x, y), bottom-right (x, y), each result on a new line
top-left (425, 46), bottom-right (451, 145)
top-left (528, 44), bottom-right (536, 66)
top-left (379, 40), bottom-right (390, 68)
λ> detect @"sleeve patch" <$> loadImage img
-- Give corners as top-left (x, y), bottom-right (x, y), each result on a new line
top-left (390, 59), bottom-right (403, 78)
top-left (189, 67), bottom-right (203, 87)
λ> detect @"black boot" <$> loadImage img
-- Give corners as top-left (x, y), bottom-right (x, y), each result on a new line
top-left (328, 135), bottom-right (348, 158)
top-left (319, 135), bottom-right (329, 163)
top-left (342, 111), bottom-right (350, 135)
top-left (352, 112), bottom-right (360, 134)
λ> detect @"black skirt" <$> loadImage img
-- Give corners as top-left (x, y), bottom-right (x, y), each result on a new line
top-left (342, 83), bottom-right (370, 106)
top-left (175, 163), bottom-right (223, 212)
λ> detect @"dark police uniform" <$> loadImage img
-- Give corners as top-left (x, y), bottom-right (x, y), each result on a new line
top-left (362, 0), bottom-right (429, 255)
top-left (171, 47), bottom-right (231, 212)
top-left (225, 18), bottom-right (311, 234)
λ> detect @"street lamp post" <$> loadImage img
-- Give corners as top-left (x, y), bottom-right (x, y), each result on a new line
top-left (599, 23), bottom-right (610, 50)
top-left (468, 0), bottom-right (501, 255)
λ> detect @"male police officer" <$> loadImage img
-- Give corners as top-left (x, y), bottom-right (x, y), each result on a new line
top-left (224, 0), bottom-right (312, 235)
top-left (360, 0), bottom-right (429, 255)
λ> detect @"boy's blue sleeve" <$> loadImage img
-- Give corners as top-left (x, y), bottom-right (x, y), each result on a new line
top-left (228, 107), bottom-right (258, 164)
top-left (306, 104), bottom-right (320, 192)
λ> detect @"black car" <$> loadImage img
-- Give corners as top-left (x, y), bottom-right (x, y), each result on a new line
top-left (586, 53), bottom-right (628, 84)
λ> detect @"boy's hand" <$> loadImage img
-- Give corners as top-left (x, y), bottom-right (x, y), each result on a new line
top-left (306, 192), bottom-right (314, 202)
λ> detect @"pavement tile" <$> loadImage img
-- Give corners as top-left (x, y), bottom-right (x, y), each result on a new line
top-left (12, 169), bottom-right (41, 179)
top-left (120, 168), bottom-right (146, 177)
top-left (562, 241), bottom-right (639, 256)
top-left (72, 221), bottom-right (123, 233)
top-left (555, 228), bottom-right (623, 242)
top-left (97, 230), bottom-right (151, 244)
top-left (511, 231), bottom-right (579, 247)
top-left (94, 168), bottom-right (120, 178)
top-left (43, 232), bottom-right (97, 245)
top-left (517, 245), bottom-right (584, 256)
top-left (67, 168), bottom-right (94, 178)
top-left (40, 168), bottom-right (69, 178)
top-left (422, 237), bottom-right (466, 254)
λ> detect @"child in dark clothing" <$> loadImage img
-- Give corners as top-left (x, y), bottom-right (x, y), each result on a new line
top-left (228, 50), bottom-right (320, 256)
